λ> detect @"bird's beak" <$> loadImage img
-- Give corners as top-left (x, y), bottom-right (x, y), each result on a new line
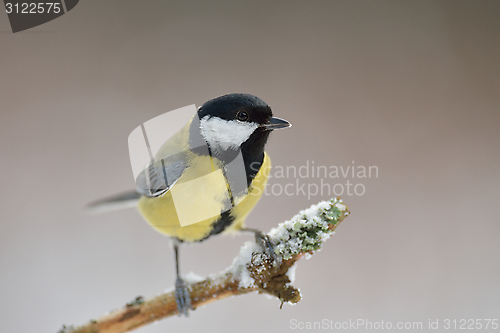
top-left (262, 117), bottom-right (292, 130)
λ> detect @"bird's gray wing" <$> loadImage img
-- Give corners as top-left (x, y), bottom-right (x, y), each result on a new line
top-left (135, 155), bottom-right (187, 197)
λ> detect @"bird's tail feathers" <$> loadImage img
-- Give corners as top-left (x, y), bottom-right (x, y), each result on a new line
top-left (86, 191), bottom-right (141, 214)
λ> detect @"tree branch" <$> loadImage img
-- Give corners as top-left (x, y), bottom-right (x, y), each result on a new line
top-left (60, 198), bottom-right (350, 333)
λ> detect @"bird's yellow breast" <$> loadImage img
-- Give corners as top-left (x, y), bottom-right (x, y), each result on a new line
top-left (137, 152), bottom-right (271, 242)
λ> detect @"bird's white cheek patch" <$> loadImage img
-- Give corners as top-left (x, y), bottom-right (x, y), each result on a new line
top-left (200, 116), bottom-right (259, 150)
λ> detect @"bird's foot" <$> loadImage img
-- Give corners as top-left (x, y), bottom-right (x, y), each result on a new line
top-left (175, 277), bottom-right (192, 316)
top-left (253, 230), bottom-right (282, 268)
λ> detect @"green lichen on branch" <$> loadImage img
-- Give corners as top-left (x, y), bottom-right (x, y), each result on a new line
top-left (269, 198), bottom-right (349, 260)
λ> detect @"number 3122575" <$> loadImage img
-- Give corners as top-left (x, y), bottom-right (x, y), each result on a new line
top-left (5, 3), bottom-right (62, 14)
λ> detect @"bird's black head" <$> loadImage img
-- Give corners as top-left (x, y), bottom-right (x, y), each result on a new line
top-left (198, 93), bottom-right (272, 127)
top-left (193, 93), bottom-right (291, 184)
top-left (197, 93), bottom-right (290, 151)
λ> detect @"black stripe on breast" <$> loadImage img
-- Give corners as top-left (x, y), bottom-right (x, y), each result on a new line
top-left (208, 210), bottom-right (235, 238)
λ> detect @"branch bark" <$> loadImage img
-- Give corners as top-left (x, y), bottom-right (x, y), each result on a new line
top-left (60, 198), bottom-right (350, 333)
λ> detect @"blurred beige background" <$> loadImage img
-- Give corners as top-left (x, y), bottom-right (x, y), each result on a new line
top-left (1, 1), bottom-right (499, 332)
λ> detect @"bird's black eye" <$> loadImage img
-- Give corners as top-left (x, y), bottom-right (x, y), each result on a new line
top-left (236, 111), bottom-right (249, 122)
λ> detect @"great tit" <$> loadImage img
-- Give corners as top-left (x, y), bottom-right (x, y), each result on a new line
top-left (88, 93), bottom-right (291, 315)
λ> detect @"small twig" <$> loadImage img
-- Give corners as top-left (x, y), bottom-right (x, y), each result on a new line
top-left (60, 198), bottom-right (350, 333)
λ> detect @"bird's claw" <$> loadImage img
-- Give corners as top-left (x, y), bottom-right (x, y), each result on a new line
top-left (254, 231), bottom-right (282, 267)
top-left (175, 277), bottom-right (192, 316)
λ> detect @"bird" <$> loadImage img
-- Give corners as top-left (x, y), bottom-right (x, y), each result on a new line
top-left (88, 93), bottom-right (291, 316)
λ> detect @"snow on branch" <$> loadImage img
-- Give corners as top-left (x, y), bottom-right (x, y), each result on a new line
top-left (60, 198), bottom-right (350, 333)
